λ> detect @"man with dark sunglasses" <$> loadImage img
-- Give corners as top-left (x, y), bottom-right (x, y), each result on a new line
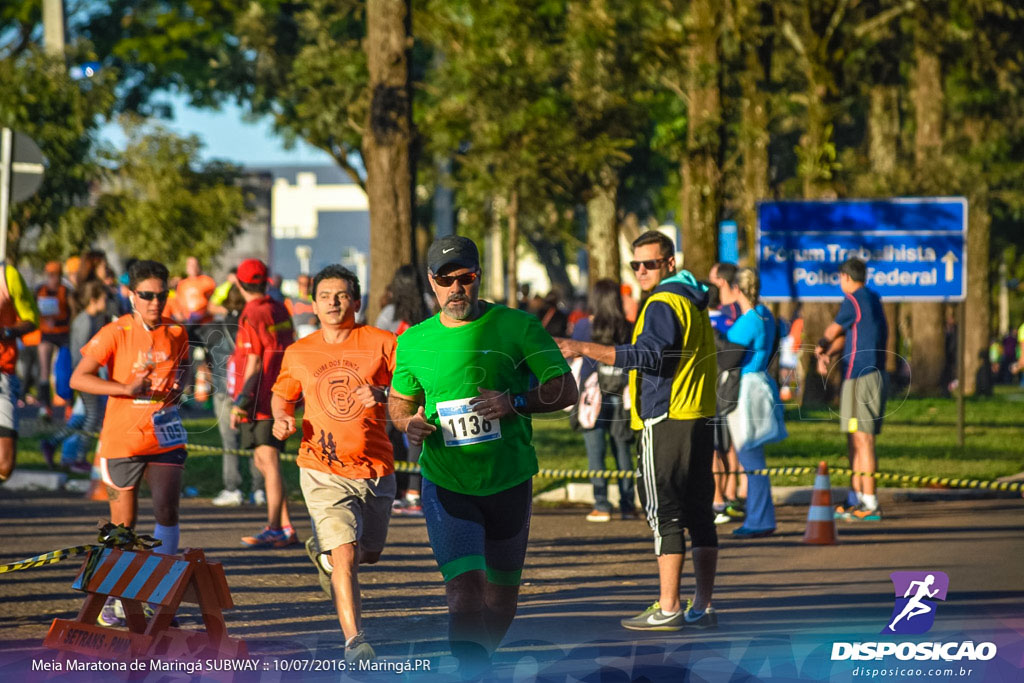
top-left (556, 230), bottom-right (720, 632)
top-left (388, 235), bottom-right (578, 676)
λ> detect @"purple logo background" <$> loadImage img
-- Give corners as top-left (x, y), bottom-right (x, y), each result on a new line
top-left (882, 571), bottom-right (949, 635)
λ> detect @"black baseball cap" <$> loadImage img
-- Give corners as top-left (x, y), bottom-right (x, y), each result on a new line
top-left (427, 235), bottom-right (480, 274)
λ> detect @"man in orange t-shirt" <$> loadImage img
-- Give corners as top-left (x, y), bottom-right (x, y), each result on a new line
top-left (70, 260), bottom-right (189, 628)
top-left (175, 257), bottom-right (217, 324)
top-left (271, 264), bottom-right (395, 665)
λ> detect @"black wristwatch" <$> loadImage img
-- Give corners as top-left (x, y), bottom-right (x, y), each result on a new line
top-left (512, 393), bottom-right (528, 410)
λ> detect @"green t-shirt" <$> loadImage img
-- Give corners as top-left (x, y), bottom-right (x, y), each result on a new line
top-left (391, 301), bottom-right (570, 496)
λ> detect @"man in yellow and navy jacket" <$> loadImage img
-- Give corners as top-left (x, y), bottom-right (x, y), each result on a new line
top-left (557, 230), bottom-right (719, 633)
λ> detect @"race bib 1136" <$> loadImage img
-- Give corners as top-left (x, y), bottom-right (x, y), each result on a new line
top-left (436, 397), bottom-right (502, 448)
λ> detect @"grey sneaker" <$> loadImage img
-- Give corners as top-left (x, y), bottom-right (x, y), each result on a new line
top-left (683, 601), bottom-right (718, 629)
top-left (305, 536), bottom-right (333, 598)
top-left (344, 632), bottom-right (376, 665)
top-left (621, 601), bottom-right (685, 631)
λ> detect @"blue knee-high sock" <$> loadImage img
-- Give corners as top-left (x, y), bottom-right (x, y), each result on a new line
top-left (153, 523), bottom-right (180, 556)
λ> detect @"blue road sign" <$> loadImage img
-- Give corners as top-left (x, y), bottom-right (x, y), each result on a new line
top-left (757, 198), bottom-right (967, 302)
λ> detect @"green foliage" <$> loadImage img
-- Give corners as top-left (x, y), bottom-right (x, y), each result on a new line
top-left (53, 117), bottom-right (246, 274)
top-left (83, 0), bottom-right (370, 186)
top-left (0, 43), bottom-right (117, 263)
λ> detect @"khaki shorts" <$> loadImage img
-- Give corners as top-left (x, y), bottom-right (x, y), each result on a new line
top-left (840, 370), bottom-right (887, 435)
top-left (0, 372), bottom-right (19, 435)
top-left (300, 468), bottom-right (395, 555)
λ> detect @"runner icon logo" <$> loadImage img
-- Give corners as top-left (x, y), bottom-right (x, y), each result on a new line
top-left (883, 571), bottom-right (949, 635)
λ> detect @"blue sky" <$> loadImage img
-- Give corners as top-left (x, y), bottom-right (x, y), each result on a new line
top-left (101, 93), bottom-right (334, 168)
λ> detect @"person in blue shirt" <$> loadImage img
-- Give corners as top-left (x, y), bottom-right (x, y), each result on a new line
top-left (725, 268), bottom-right (779, 537)
top-left (815, 258), bottom-right (888, 521)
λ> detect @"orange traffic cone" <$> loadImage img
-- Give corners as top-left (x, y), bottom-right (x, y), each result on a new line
top-left (802, 461), bottom-right (837, 544)
top-left (85, 462), bottom-right (107, 501)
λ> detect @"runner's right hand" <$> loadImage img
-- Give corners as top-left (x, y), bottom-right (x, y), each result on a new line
top-left (273, 415), bottom-right (296, 440)
top-left (122, 369), bottom-right (152, 397)
top-left (406, 406), bottom-right (436, 447)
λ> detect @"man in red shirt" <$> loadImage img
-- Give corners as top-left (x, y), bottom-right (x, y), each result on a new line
top-left (230, 259), bottom-right (298, 547)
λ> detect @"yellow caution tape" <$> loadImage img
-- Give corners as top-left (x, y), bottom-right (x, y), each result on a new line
top-left (0, 544), bottom-right (94, 574)
top-left (45, 428), bottom-right (1024, 492)
top-left (0, 522), bottom-right (161, 576)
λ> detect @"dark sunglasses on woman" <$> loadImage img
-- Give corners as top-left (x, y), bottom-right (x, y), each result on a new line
top-left (134, 290), bottom-right (169, 302)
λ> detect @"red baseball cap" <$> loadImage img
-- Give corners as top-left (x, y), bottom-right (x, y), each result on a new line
top-left (237, 259), bottom-right (268, 286)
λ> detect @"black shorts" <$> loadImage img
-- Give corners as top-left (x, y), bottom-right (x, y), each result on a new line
top-left (421, 477), bottom-right (532, 586)
top-left (240, 419), bottom-right (286, 451)
top-left (637, 417), bottom-right (717, 554)
top-left (99, 448), bottom-right (187, 490)
top-left (40, 333), bottom-right (69, 347)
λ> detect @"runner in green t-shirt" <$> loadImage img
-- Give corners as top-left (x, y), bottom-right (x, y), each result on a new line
top-left (388, 236), bottom-right (577, 676)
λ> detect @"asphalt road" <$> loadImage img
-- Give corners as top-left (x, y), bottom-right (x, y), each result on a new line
top-left (0, 490), bottom-right (1021, 682)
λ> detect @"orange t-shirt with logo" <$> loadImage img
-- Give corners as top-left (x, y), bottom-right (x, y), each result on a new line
top-left (82, 314), bottom-right (189, 459)
top-left (272, 326), bottom-right (396, 479)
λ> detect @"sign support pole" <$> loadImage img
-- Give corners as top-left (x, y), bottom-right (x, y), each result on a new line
top-left (0, 128), bottom-right (12, 265)
top-left (957, 301), bottom-right (966, 448)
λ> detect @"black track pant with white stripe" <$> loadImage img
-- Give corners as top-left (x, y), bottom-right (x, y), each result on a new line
top-left (636, 416), bottom-right (718, 555)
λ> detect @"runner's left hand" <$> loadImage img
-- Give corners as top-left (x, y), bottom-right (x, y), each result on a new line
top-left (470, 387), bottom-right (514, 420)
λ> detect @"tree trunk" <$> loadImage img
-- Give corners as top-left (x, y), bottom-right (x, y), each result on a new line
top-left (680, 0), bottom-right (721, 279)
top-left (525, 230), bottom-right (574, 297)
top-left (363, 0), bottom-right (415, 323)
top-left (908, 42), bottom-right (945, 395)
top-left (586, 168), bottom-right (620, 287)
top-left (868, 86), bottom-right (899, 179)
top-left (867, 85), bottom-right (901, 378)
top-left (505, 189), bottom-right (519, 309)
top-left (736, 0), bottom-right (771, 263)
top-left (961, 115), bottom-right (990, 396)
top-left (486, 195), bottom-right (506, 302)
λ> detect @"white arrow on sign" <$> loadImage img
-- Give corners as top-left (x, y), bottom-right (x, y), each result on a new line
top-left (11, 162), bottom-right (44, 175)
top-left (941, 250), bottom-right (959, 282)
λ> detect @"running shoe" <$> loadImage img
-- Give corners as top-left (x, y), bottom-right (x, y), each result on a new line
top-left (241, 526), bottom-right (288, 548)
top-left (68, 461), bottom-right (92, 475)
top-left (278, 527), bottom-right (300, 547)
top-left (40, 440), bottom-right (56, 469)
top-left (714, 512), bottom-right (732, 525)
top-left (725, 501), bottom-right (746, 519)
top-left (97, 597), bottom-right (124, 627)
top-left (212, 489), bottom-right (244, 506)
top-left (397, 503), bottom-right (424, 517)
top-left (683, 600), bottom-right (718, 629)
top-left (731, 526), bottom-right (775, 538)
top-left (251, 490), bottom-right (267, 506)
top-left (621, 601), bottom-right (685, 631)
top-left (586, 509), bottom-right (612, 523)
top-left (834, 503), bottom-right (855, 520)
top-left (305, 537), bottom-right (333, 598)
top-left (344, 632), bottom-right (376, 665)
top-left (621, 510), bottom-right (640, 521)
top-left (847, 504), bottom-right (882, 521)
top-left (393, 498), bottom-right (424, 517)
